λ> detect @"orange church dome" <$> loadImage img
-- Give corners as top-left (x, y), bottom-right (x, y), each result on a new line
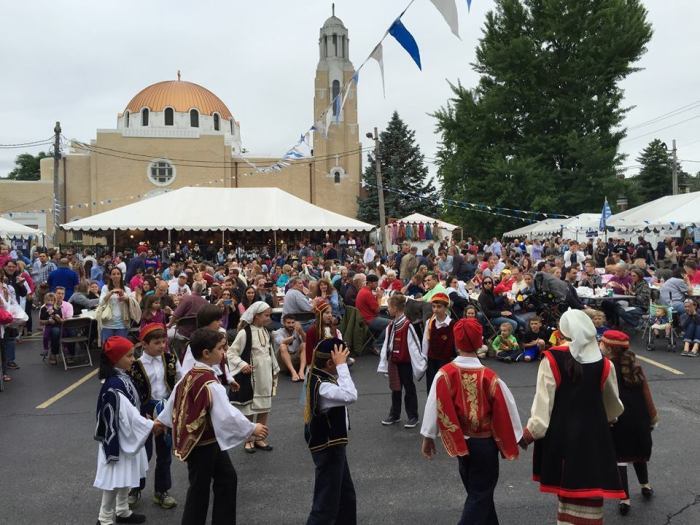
top-left (124, 79), bottom-right (232, 119)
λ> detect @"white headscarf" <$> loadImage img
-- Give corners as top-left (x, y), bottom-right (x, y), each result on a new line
top-left (559, 309), bottom-right (601, 364)
top-left (240, 301), bottom-right (271, 325)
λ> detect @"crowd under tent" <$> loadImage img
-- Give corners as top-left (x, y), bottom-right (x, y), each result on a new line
top-left (606, 191), bottom-right (700, 234)
top-left (61, 187), bottom-right (374, 252)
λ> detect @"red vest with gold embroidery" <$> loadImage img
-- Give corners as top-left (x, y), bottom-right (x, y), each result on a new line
top-left (426, 317), bottom-right (455, 361)
top-left (172, 366), bottom-right (218, 461)
top-left (435, 362), bottom-right (518, 460)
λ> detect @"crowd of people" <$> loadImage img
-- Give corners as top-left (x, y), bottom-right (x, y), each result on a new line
top-left (1, 231), bottom-right (698, 524)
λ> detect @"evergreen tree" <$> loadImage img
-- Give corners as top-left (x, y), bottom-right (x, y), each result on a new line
top-left (6, 151), bottom-right (50, 180)
top-left (629, 139), bottom-right (691, 202)
top-left (434, 0), bottom-right (652, 237)
top-left (357, 111), bottom-right (439, 223)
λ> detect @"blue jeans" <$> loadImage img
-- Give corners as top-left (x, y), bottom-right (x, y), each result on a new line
top-left (683, 321), bottom-right (700, 343)
top-left (101, 327), bottom-right (129, 344)
top-left (489, 316), bottom-right (518, 333)
top-left (368, 317), bottom-right (392, 348)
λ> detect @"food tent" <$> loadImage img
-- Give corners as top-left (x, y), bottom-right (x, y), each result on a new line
top-left (607, 192), bottom-right (700, 233)
top-left (61, 187), bottom-right (374, 233)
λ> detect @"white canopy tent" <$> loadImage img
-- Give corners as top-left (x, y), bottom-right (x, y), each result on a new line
top-left (607, 192), bottom-right (700, 233)
top-left (503, 213), bottom-right (602, 240)
top-left (0, 216), bottom-right (43, 239)
top-left (398, 212), bottom-right (460, 232)
top-left (61, 187), bottom-right (374, 233)
top-left (381, 212), bottom-right (460, 249)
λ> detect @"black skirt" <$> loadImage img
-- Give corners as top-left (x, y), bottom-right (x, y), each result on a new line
top-left (610, 371), bottom-right (653, 462)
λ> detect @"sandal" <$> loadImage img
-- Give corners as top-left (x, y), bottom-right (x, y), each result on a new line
top-left (254, 442), bottom-right (274, 451)
top-left (2, 375), bottom-right (12, 382)
top-left (244, 443), bottom-right (256, 454)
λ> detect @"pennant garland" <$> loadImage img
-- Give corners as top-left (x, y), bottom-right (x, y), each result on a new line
top-left (430, 0), bottom-right (460, 38)
top-left (370, 43), bottom-right (386, 98)
top-left (388, 19), bottom-right (422, 70)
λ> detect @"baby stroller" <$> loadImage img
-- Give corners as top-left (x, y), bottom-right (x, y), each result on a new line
top-left (641, 302), bottom-right (677, 352)
top-left (533, 272), bottom-right (569, 330)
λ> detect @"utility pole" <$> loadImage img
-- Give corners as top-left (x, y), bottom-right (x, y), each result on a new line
top-left (52, 121), bottom-right (62, 247)
top-left (368, 127), bottom-right (387, 255)
top-left (671, 139), bottom-right (678, 195)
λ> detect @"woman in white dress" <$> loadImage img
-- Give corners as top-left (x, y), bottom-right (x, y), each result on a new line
top-left (227, 301), bottom-right (279, 453)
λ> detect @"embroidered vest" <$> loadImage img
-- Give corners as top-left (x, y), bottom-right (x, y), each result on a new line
top-left (427, 317), bottom-right (455, 361)
top-left (128, 352), bottom-right (178, 409)
top-left (304, 368), bottom-right (348, 452)
top-left (172, 367), bottom-right (218, 461)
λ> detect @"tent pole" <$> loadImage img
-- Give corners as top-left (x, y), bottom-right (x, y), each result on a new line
top-left (222, 230), bottom-right (225, 248)
top-left (112, 230), bottom-right (116, 258)
top-left (273, 230), bottom-right (277, 257)
top-left (168, 229), bottom-right (171, 246)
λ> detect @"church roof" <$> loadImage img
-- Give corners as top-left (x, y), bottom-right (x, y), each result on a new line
top-left (124, 79), bottom-right (232, 119)
top-left (322, 15), bottom-right (346, 30)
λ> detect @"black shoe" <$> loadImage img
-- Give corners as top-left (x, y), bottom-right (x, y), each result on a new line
top-left (244, 443), bottom-right (256, 454)
top-left (116, 514), bottom-right (146, 524)
top-left (619, 502), bottom-right (630, 516)
top-left (381, 415), bottom-right (400, 425)
top-left (642, 487), bottom-right (654, 500)
top-left (404, 417), bottom-right (419, 429)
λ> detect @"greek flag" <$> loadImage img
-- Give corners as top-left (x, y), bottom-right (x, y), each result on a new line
top-left (599, 198), bottom-right (612, 231)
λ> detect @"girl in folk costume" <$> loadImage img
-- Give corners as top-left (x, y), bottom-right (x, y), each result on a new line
top-left (94, 336), bottom-right (154, 525)
top-left (227, 301), bottom-right (280, 453)
top-left (420, 317), bottom-right (521, 525)
top-left (418, 222), bottom-right (426, 241)
top-left (304, 299), bottom-right (343, 367)
top-left (600, 330), bottom-right (658, 516)
top-left (421, 292), bottom-right (455, 393)
top-left (521, 309), bottom-right (625, 525)
top-left (377, 294), bottom-right (427, 429)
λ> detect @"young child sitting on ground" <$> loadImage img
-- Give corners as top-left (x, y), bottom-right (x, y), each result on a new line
top-left (651, 305), bottom-right (671, 339)
top-left (520, 316), bottom-right (549, 362)
top-left (493, 322), bottom-right (520, 362)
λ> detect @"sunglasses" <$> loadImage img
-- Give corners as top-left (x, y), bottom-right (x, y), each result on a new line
top-left (483, 281), bottom-right (493, 285)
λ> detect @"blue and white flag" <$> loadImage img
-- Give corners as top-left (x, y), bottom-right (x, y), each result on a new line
top-left (466, 0), bottom-right (473, 11)
top-left (388, 19), bottom-right (422, 70)
top-left (599, 198), bottom-right (612, 231)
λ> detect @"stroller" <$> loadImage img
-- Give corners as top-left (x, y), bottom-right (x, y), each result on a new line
top-left (533, 272), bottom-right (570, 330)
top-left (641, 301), bottom-right (677, 352)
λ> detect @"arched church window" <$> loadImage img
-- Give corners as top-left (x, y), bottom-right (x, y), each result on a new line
top-left (333, 34), bottom-right (338, 56)
top-left (190, 109), bottom-right (199, 128)
top-left (213, 113), bottom-right (220, 131)
top-left (141, 108), bottom-right (149, 126)
top-left (334, 171), bottom-right (341, 184)
top-left (148, 159), bottom-right (176, 186)
top-left (332, 80), bottom-right (340, 116)
top-left (125, 111), bottom-right (130, 128)
top-left (230, 120), bottom-right (234, 134)
top-left (164, 107), bottom-right (174, 126)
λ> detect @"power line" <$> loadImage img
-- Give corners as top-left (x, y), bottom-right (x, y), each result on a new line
top-left (621, 113), bottom-right (700, 143)
top-left (0, 137), bottom-right (54, 147)
top-left (626, 99), bottom-right (700, 131)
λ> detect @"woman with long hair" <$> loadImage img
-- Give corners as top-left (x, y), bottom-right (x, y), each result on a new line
top-left (98, 267), bottom-right (136, 344)
top-left (238, 286), bottom-right (258, 314)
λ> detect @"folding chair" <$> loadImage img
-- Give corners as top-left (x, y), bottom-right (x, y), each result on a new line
top-left (59, 317), bottom-right (94, 370)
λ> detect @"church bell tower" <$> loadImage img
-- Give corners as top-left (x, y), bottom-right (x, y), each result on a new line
top-left (313, 5), bottom-right (361, 218)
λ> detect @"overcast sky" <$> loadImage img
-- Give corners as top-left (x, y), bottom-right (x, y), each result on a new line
top-left (2, 0), bottom-right (700, 186)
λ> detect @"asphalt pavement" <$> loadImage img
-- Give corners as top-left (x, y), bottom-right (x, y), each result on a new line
top-left (1, 331), bottom-right (700, 525)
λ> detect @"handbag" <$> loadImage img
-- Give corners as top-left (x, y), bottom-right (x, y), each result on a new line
top-left (0, 308), bottom-right (13, 325)
top-left (96, 302), bottom-right (113, 322)
top-left (229, 325), bottom-right (254, 405)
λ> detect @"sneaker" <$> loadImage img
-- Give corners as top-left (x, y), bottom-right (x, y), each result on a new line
top-left (153, 491), bottom-right (177, 509)
top-left (347, 357), bottom-right (356, 367)
top-left (618, 502), bottom-right (631, 516)
top-left (641, 486), bottom-right (654, 500)
top-left (48, 355), bottom-right (57, 365)
top-left (116, 514), bottom-right (146, 524)
top-left (127, 489), bottom-right (141, 507)
top-left (7, 361), bottom-right (19, 370)
top-left (689, 352), bottom-right (699, 358)
top-left (404, 417), bottom-right (419, 429)
top-left (381, 415), bottom-right (400, 426)
top-left (681, 349), bottom-right (690, 356)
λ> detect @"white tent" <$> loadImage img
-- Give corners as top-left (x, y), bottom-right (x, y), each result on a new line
top-left (381, 212), bottom-right (460, 249)
top-left (398, 212), bottom-right (459, 232)
top-left (503, 213), bottom-right (602, 240)
top-left (0, 216), bottom-right (43, 238)
top-left (607, 192), bottom-right (700, 233)
top-left (503, 222), bottom-right (542, 238)
top-left (61, 187), bottom-right (374, 232)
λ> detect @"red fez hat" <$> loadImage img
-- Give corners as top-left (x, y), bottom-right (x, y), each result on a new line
top-left (103, 336), bottom-right (134, 365)
top-left (453, 318), bottom-right (483, 353)
top-left (139, 322), bottom-right (166, 341)
top-left (313, 299), bottom-right (331, 316)
top-left (600, 329), bottom-right (630, 349)
top-left (430, 292), bottom-right (450, 305)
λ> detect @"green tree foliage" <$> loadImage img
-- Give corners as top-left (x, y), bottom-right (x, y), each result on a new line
top-left (627, 139), bottom-right (692, 203)
top-left (6, 151), bottom-right (50, 180)
top-left (434, 0), bottom-right (653, 237)
top-left (357, 111), bottom-right (439, 223)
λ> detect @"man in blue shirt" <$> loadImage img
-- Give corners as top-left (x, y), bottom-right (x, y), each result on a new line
top-left (47, 258), bottom-right (80, 299)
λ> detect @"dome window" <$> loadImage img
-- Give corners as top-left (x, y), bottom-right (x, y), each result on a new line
top-left (125, 111), bottom-right (130, 128)
top-left (148, 159), bottom-right (176, 186)
top-left (190, 109), bottom-right (199, 128)
top-left (164, 107), bottom-right (174, 126)
top-left (213, 113), bottom-right (220, 131)
top-left (141, 108), bottom-right (149, 126)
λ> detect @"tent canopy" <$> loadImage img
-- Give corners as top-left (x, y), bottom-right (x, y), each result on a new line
top-left (607, 191), bottom-right (700, 232)
top-left (503, 213), bottom-right (601, 239)
top-left (62, 187), bottom-right (374, 232)
top-left (397, 212), bottom-right (459, 232)
top-left (0, 216), bottom-right (43, 238)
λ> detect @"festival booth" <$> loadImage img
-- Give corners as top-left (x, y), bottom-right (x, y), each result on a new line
top-left (61, 187), bottom-right (374, 252)
top-left (383, 212), bottom-right (460, 252)
top-left (504, 213), bottom-right (601, 241)
top-left (0, 216), bottom-right (44, 253)
top-left (606, 191), bottom-right (700, 234)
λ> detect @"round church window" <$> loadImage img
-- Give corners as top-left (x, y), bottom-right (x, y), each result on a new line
top-left (147, 159), bottom-right (176, 186)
